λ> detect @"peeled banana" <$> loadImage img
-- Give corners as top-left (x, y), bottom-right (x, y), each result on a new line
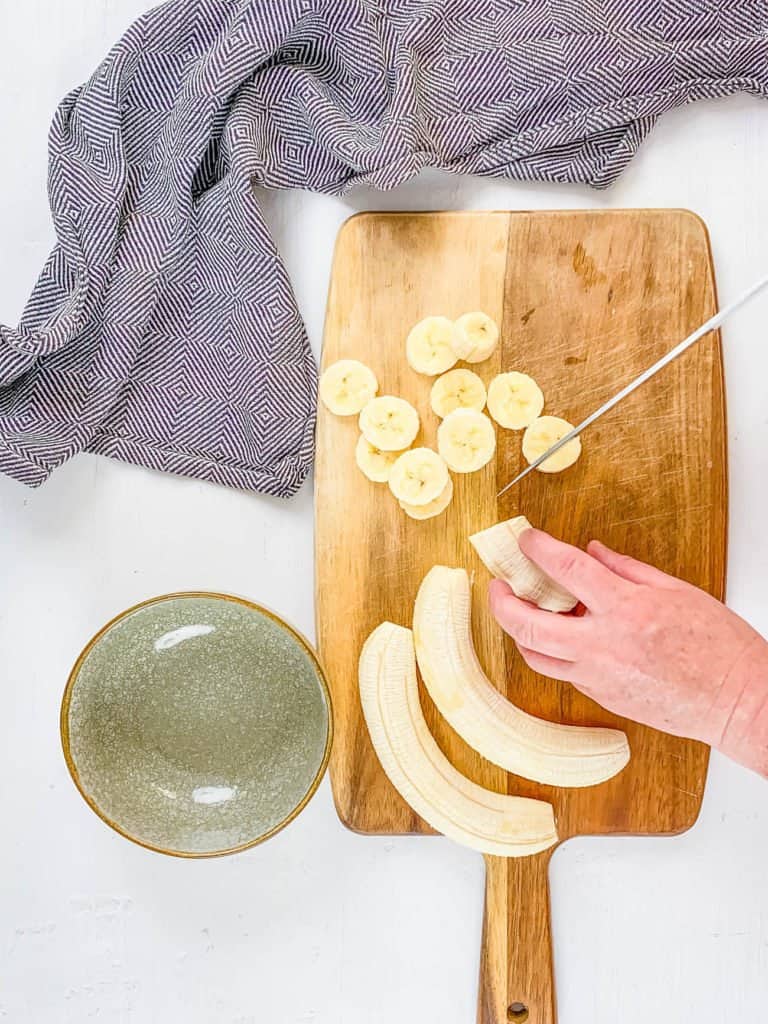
top-left (430, 369), bottom-right (487, 418)
top-left (400, 476), bottom-right (454, 520)
top-left (359, 396), bottom-right (420, 451)
top-left (359, 622), bottom-right (559, 856)
top-left (355, 436), bottom-right (404, 483)
top-left (452, 311), bottom-right (499, 363)
top-left (413, 566), bottom-right (630, 786)
top-left (522, 415), bottom-right (582, 473)
top-left (470, 516), bottom-right (578, 613)
top-left (437, 409), bottom-right (496, 473)
top-left (487, 371), bottom-right (544, 430)
top-left (406, 316), bottom-right (458, 376)
top-left (319, 359), bottom-right (378, 415)
top-left (388, 448), bottom-right (449, 506)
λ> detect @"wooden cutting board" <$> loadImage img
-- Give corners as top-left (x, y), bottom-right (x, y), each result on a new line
top-left (315, 210), bottom-right (726, 1024)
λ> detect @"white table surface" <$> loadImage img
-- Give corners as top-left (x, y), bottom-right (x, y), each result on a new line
top-left (2, 4), bottom-right (768, 1022)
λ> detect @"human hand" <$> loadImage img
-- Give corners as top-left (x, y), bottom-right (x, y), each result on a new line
top-left (488, 529), bottom-right (768, 775)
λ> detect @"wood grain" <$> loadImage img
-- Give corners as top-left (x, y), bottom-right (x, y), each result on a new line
top-left (315, 210), bottom-right (726, 1024)
top-left (479, 852), bottom-right (557, 1024)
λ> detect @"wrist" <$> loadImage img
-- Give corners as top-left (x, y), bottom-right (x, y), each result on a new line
top-left (715, 635), bottom-right (768, 775)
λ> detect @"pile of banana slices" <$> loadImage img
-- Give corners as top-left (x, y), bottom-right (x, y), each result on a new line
top-left (319, 311), bottom-right (583, 521)
top-left (359, 516), bottom-right (631, 857)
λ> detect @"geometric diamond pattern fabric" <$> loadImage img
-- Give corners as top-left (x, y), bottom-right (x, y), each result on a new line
top-left (1, 0), bottom-right (765, 496)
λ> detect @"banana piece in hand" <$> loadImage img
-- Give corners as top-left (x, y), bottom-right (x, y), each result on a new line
top-left (487, 371), bottom-right (544, 430)
top-left (359, 396), bottom-right (420, 451)
top-left (355, 436), bottom-right (405, 483)
top-left (359, 622), bottom-right (558, 857)
top-left (522, 415), bottom-right (582, 473)
top-left (319, 359), bottom-right (378, 415)
top-left (437, 409), bottom-right (496, 473)
top-left (470, 515), bottom-right (578, 612)
top-left (388, 448), bottom-right (449, 506)
top-left (430, 369), bottom-right (487, 418)
top-left (400, 476), bottom-right (453, 521)
top-left (452, 311), bottom-right (499, 363)
top-left (406, 316), bottom-right (458, 376)
top-left (413, 566), bottom-right (630, 787)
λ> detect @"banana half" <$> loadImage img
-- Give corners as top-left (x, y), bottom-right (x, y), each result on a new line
top-left (413, 566), bottom-right (630, 787)
top-left (359, 622), bottom-right (558, 856)
top-left (470, 515), bottom-right (578, 613)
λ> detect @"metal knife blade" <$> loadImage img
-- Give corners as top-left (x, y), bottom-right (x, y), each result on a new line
top-left (497, 272), bottom-right (768, 497)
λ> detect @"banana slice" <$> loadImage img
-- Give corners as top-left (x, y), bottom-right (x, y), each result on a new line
top-left (452, 311), bottom-right (499, 363)
top-left (355, 436), bottom-right (405, 483)
top-left (359, 396), bottom-right (420, 451)
top-left (437, 409), bottom-right (496, 473)
top-left (319, 359), bottom-right (378, 416)
top-left (359, 622), bottom-right (558, 857)
top-left (430, 369), bottom-right (487, 418)
top-left (470, 515), bottom-right (578, 612)
top-left (400, 476), bottom-right (454, 521)
top-left (413, 567), bottom-right (630, 787)
top-left (389, 448), bottom-right (449, 506)
top-left (487, 372), bottom-right (544, 430)
top-left (522, 415), bottom-right (582, 473)
top-left (406, 316), bottom-right (458, 376)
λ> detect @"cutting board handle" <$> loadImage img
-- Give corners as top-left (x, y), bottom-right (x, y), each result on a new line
top-left (477, 851), bottom-right (557, 1024)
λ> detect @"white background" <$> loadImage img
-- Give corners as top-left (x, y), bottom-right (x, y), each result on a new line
top-left (2, 3), bottom-right (768, 1022)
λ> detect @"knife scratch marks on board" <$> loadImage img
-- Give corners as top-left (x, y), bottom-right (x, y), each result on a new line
top-left (674, 786), bottom-right (701, 799)
top-left (563, 482), bottom-right (605, 496)
top-left (618, 471), bottom-right (653, 484)
top-left (649, 746), bottom-right (684, 761)
top-left (608, 504), bottom-right (712, 528)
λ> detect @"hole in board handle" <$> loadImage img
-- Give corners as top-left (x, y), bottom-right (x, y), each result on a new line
top-left (507, 1003), bottom-right (529, 1023)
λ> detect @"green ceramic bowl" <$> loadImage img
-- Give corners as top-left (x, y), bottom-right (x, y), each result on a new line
top-left (61, 593), bottom-right (332, 857)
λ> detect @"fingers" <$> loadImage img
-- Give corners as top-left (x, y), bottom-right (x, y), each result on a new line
top-left (516, 645), bottom-right (579, 683)
top-left (586, 539), bottom-right (680, 589)
top-left (518, 528), bottom-right (626, 611)
top-left (517, 647), bottom-right (605, 714)
top-left (489, 580), bottom-right (581, 660)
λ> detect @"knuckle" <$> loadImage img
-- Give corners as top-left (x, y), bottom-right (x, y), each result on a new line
top-left (607, 581), bottom-right (633, 613)
top-left (555, 551), bottom-right (581, 580)
top-left (514, 619), bottom-right (539, 651)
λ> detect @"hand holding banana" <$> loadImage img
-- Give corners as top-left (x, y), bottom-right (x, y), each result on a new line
top-left (490, 529), bottom-right (768, 777)
top-left (333, 294), bottom-right (768, 858)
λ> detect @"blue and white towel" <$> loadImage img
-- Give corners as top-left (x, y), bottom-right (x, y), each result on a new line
top-left (1, 0), bottom-right (765, 496)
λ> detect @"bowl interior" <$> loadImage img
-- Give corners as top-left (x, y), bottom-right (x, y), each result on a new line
top-left (64, 595), bottom-right (331, 856)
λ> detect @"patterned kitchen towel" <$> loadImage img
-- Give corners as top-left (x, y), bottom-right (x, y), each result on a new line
top-left (1, 1), bottom-right (766, 496)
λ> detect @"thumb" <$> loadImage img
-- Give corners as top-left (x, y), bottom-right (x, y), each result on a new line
top-left (586, 539), bottom-right (680, 589)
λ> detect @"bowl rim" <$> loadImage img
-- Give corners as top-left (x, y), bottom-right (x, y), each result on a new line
top-left (60, 591), bottom-right (334, 859)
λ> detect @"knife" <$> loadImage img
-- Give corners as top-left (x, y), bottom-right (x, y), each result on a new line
top-left (497, 271), bottom-right (768, 497)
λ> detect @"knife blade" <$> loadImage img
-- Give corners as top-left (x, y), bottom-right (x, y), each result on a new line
top-left (497, 271), bottom-right (768, 497)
